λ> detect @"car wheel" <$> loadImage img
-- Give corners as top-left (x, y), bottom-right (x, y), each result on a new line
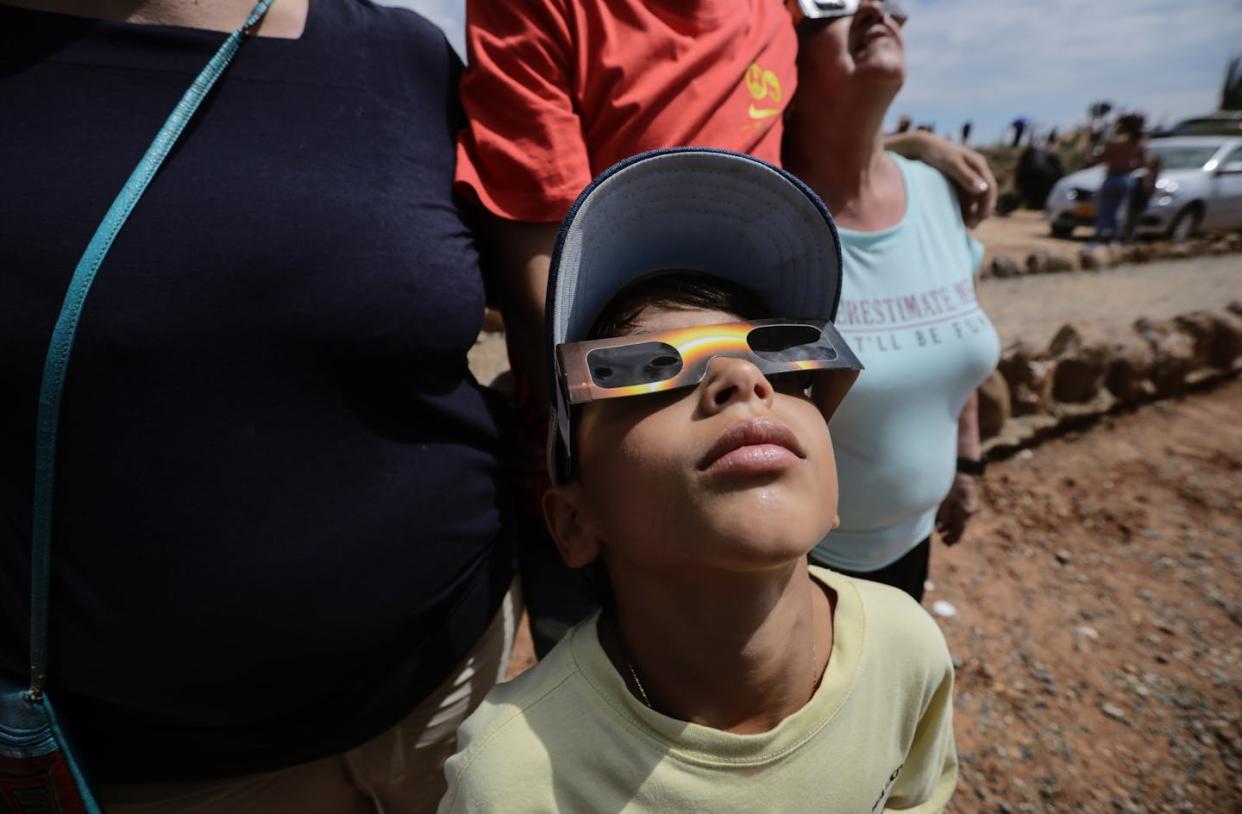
top-left (1168, 205), bottom-right (1203, 243)
top-left (1050, 223), bottom-right (1075, 239)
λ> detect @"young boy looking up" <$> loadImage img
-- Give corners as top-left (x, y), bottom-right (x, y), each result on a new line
top-left (438, 149), bottom-right (958, 813)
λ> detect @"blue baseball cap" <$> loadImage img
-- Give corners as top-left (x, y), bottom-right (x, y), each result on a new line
top-left (545, 147), bottom-right (844, 482)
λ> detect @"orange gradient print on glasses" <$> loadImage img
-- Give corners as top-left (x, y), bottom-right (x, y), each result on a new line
top-left (556, 319), bottom-right (863, 406)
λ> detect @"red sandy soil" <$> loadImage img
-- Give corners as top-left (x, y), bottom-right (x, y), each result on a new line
top-left (936, 380), bottom-right (1242, 813)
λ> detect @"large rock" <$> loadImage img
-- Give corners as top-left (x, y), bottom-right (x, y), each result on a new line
top-left (1026, 250), bottom-right (1075, 275)
top-left (997, 340), bottom-right (1054, 416)
top-left (1172, 311), bottom-right (1219, 368)
top-left (1212, 311), bottom-right (1242, 369)
top-left (1146, 240), bottom-right (1171, 259)
top-left (1103, 332), bottom-right (1156, 402)
top-left (1172, 309), bottom-right (1242, 372)
top-left (977, 370), bottom-right (1011, 440)
top-left (1047, 324), bottom-right (1111, 403)
top-left (1175, 310), bottom-right (1242, 370)
top-left (1119, 244), bottom-right (1153, 265)
top-left (1077, 246), bottom-right (1118, 271)
top-left (1049, 361), bottom-right (1102, 404)
top-left (1046, 322), bottom-right (1157, 404)
top-left (990, 255), bottom-right (1022, 278)
top-left (1133, 317), bottom-right (1197, 396)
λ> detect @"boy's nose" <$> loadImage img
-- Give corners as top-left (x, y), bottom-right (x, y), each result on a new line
top-left (698, 356), bottom-right (774, 414)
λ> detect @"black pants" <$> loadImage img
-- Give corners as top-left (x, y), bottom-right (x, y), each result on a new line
top-left (833, 536), bottom-right (931, 603)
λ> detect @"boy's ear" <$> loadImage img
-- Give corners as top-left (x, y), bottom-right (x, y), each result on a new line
top-left (542, 483), bottom-right (604, 569)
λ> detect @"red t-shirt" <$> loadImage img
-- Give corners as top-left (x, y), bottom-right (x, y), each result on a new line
top-left (456, 0), bottom-right (797, 223)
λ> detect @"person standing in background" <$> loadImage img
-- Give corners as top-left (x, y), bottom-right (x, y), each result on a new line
top-left (1012, 116), bottom-right (1029, 148)
top-left (784, 0), bottom-right (1000, 601)
top-left (455, 0), bottom-right (998, 653)
top-left (1091, 113), bottom-right (1147, 246)
top-left (1123, 153), bottom-right (1162, 243)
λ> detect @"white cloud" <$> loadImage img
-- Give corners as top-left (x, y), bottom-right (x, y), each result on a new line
top-left (893, 0), bottom-right (1242, 139)
top-left (375, 0), bottom-right (465, 58)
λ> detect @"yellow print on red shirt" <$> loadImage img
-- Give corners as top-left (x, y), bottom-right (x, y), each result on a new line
top-left (744, 62), bottom-right (784, 123)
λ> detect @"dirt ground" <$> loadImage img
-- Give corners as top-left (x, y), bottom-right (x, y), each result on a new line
top-left (503, 380), bottom-right (1242, 813)
top-left (973, 210), bottom-right (1093, 264)
top-left (977, 255), bottom-right (1242, 350)
top-left (935, 380), bottom-right (1242, 813)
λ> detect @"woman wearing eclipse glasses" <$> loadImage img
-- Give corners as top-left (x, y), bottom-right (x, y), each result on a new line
top-left (784, 0), bottom-right (1002, 600)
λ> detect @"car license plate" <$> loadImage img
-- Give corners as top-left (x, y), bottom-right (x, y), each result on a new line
top-left (1073, 203), bottom-right (1096, 219)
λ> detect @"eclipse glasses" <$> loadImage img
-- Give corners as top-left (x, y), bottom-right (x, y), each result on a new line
top-left (790, 0), bottom-right (908, 26)
top-left (556, 319), bottom-right (863, 406)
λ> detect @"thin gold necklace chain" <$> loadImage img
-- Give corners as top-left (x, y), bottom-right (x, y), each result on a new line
top-left (624, 601), bottom-right (820, 712)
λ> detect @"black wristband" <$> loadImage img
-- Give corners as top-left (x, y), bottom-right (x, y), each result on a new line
top-left (956, 455), bottom-right (987, 476)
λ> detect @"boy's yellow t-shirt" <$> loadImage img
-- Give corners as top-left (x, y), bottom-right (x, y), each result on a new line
top-left (439, 567), bottom-right (957, 813)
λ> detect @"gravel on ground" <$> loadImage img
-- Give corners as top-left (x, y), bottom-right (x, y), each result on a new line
top-left (973, 210), bottom-right (1101, 263)
top-left (936, 380), bottom-right (1242, 813)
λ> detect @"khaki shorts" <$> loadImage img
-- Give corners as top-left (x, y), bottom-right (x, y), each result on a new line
top-left (103, 585), bottom-right (520, 814)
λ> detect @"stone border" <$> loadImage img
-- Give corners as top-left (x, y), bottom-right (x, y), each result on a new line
top-left (979, 302), bottom-right (1242, 457)
top-left (982, 231), bottom-right (1242, 279)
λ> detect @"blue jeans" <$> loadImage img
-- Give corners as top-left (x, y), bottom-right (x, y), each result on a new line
top-left (822, 536), bottom-right (931, 603)
top-left (1095, 173), bottom-right (1132, 242)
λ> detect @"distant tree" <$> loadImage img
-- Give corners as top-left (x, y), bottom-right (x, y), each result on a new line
top-left (1223, 55), bottom-right (1242, 111)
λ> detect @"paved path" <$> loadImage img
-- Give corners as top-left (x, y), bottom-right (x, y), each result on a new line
top-left (978, 254), bottom-right (1242, 349)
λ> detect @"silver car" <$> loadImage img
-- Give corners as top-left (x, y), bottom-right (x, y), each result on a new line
top-left (1045, 136), bottom-right (1242, 240)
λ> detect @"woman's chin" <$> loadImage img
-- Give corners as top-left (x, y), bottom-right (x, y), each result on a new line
top-left (852, 54), bottom-right (905, 85)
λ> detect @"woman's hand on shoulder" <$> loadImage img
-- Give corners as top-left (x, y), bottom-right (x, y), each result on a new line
top-left (884, 131), bottom-right (997, 229)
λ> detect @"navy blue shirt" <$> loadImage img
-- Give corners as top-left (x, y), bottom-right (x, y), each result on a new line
top-left (0, 0), bottom-right (514, 780)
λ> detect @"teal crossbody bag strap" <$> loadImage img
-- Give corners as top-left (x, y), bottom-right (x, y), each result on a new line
top-left (26, 0), bottom-right (274, 714)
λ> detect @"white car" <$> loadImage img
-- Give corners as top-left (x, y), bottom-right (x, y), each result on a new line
top-left (1044, 136), bottom-right (1242, 240)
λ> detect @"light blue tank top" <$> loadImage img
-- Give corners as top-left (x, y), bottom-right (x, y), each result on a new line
top-left (812, 154), bottom-right (1000, 572)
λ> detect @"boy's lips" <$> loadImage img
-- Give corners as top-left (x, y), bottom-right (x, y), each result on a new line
top-left (697, 418), bottom-right (806, 476)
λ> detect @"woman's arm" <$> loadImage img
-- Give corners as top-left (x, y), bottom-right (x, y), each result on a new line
top-left (884, 131), bottom-right (997, 228)
top-left (934, 392), bottom-right (982, 546)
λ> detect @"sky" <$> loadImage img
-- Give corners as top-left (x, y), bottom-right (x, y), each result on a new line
top-left (380, 0), bottom-right (1242, 143)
